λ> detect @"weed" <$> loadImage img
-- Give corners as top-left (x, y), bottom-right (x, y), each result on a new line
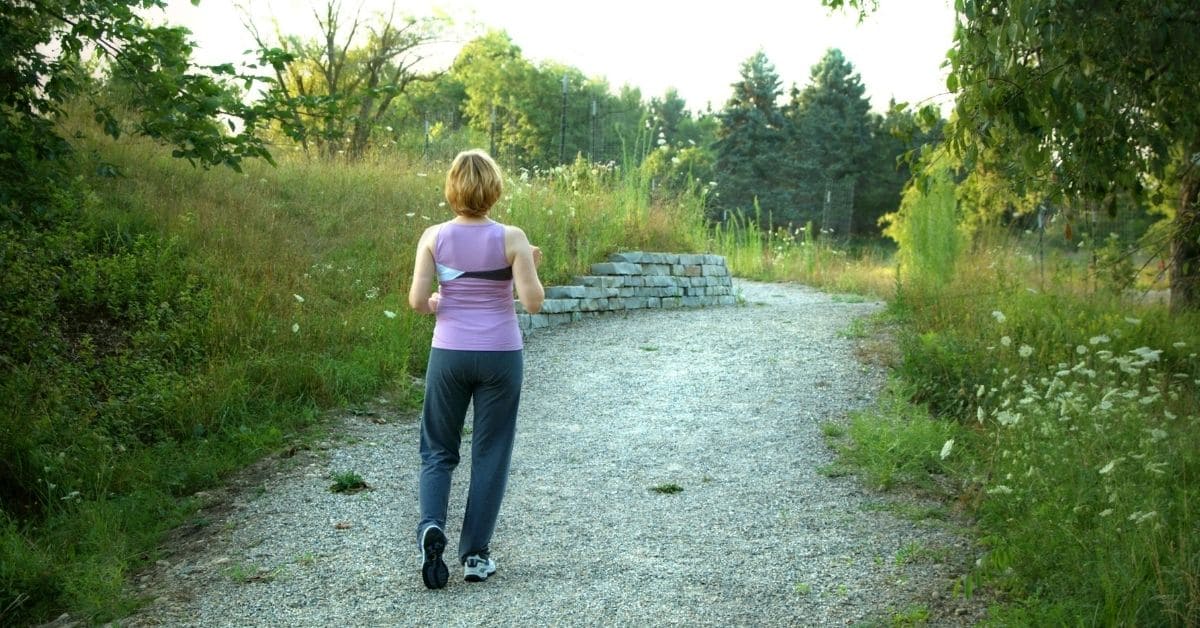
top-left (329, 471), bottom-right (369, 494)
top-left (838, 317), bottom-right (868, 339)
top-left (794, 582), bottom-right (812, 595)
top-left (820, 422), bottom-right (847, 438)
top-left (889, 604), bottom-right (930, 626)
top-left (650, 483), bottom-right (683, 495)
top-left (818, 462), bottom-right (855, 478)
top-left (225, 562), bottom-right (283, 584)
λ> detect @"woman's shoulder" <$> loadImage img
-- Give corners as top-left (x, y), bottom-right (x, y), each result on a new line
top-left (419, 222), bottom-right (449, 245)
top-left (500, 222), bottom-right (528, 237)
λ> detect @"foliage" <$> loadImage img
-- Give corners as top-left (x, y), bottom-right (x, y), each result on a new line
top-left (843, 212), bottom-right (1200, 624)
top-left (833, 379), bottom-right (962, 492)
top-left (0, 0), bottom-right (277, 227)
top-left (825, 0), bottom-right (1200, 310)
top-left (783, 48), bottom-right (874, 228)
top-left (706, 210), bottom-right (895, 298)
top-left (329, 471), bottom-right (368, 493)
top-left (447, 30), bottom-right (656, 169)
top-left (883, 160), bottom-right (963, 291)
top-left (712, 51), bottom-right (790, 222)
top-left (712, 49), bottom-right (934, 237)
top-left (946, 0), bottom-right (1200, 311)
top-left (246, 2), bottom-right (449, 160)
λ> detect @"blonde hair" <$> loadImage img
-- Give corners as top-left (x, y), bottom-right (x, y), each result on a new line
top-left (444, 149), bottom-right (502, 218)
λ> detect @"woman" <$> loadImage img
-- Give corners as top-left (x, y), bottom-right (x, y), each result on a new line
top-left (407, 149), bottom-right (544, 589)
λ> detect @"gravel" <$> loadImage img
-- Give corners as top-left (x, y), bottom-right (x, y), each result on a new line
top-left (119, 279), bottom-right (977, 627)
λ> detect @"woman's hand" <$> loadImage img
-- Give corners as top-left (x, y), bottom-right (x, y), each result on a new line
top-left (428, 292), bottom-right (441, 313)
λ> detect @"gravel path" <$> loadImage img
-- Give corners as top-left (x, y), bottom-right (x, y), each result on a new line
top-left (120, 280), bottom-right (974, 627)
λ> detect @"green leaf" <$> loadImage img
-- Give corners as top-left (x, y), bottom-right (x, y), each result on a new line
top-left (946, 73), bottom-right (958, 93)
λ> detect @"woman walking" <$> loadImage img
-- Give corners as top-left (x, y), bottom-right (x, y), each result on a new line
top-left (407, 149), bottom-right (544, 589)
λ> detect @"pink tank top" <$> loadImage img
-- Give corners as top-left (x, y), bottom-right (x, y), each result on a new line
top-left (431, 221), bottom-right (522, 351)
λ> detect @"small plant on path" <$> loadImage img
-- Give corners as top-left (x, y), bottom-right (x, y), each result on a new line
top-left (329, 471), bottom-right (370, 493)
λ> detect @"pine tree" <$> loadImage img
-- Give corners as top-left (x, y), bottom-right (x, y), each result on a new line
top-left (713, 51), bottom-right (789, 224)
top-left (784, 49), bottom-right (874, 234)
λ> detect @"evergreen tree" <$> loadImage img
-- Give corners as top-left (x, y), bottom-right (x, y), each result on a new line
top-left (784, 49), bottom-right (874, 234)
top-left (713, 51), bottom-right (789, 223)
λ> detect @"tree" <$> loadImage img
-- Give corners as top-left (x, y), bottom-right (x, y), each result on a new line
top-left (451, 30), bottom-right (553, 165)
top-left (784, 48), bottom-right (875, 234)
top-left (245, 1), bottom-right (448, 159)
top-left (1, 0), bottom-right (275, 222)
top-left (451, 31), bottom-right (651, 169)
top-left (825, 0), bottom-right (1200, 311)
top-left (713, 51), bottom-right (789, 223)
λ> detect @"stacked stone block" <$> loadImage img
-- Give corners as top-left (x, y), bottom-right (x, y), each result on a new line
top-left (516, 251), bottom-right (735, 333)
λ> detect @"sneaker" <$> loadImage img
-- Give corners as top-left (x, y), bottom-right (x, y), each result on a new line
top-left (463, 554), bottom-right (497, 582)
top-left (420, 526), bottom-right (448, 589)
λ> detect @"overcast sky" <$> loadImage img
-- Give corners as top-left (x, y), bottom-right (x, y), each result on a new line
top-left (161, 0), bottom-right (957, 114)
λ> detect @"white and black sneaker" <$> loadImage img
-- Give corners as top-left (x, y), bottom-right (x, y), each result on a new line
top-left (420, 525), bottom-right (449, 589)
top-left (463, 554), bottom-right (497, 582)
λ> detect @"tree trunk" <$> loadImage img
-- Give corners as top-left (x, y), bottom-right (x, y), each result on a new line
top-left (1169, 169), bottom-right (1200, 313)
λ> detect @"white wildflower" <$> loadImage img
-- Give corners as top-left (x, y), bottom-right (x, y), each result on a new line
top-left (992, 310), bottom-right (1006, 323)
top-left (1173, 341), bottom-right (1186, 348)
top-left (1001, 336), bottom-right (1012, 347)
top-left (1076, 345), bottom-right (1088, 355)
top-left (1019, 344), bottom-right (1034, 358)
top-left (384, 310), bottom-right (396, 319)
top-left (365, 287), bottom-right (380, 300)
top-left (1099, 400), bottom-right (1113, 411)
top-left (1129, 347), bottom-right (1162, 362)
top-left (1099, 508), bottom-right (1113, 517)
top-left (996, 410), bottom-right (1021, 426)
top-left (976, 384), bottom-right (986, 397)
top-left (1128, 510), bottom-right (1157, 524)
top-left (1098, 459), bottom-right (1121, 475)
top-left (292, 323), bottom-right (300, 333)
top-left (1125, 317), bottom-right (1142, 325)
top-left (405, 212), bottom-right (416, 218)
top-left (940, 439), bottom-right (954, 460)
top-left (1090, 335), bottom-right (1111, 345)
top-left (293, 294), bottom-right (305, 303)
top-left (987, 485), bottom-right (1013, 495)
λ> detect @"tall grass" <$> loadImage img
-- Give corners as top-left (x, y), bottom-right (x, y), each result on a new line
top-left (705, 206), bottom-right (896, 299)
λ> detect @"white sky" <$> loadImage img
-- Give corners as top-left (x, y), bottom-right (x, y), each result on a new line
top-left (161, 0), bottom-right (957, 115)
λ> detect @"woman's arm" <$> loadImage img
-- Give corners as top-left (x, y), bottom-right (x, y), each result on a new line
top-left (408, 225), bottom-right (440, 314)
top-left (505, 226), bottom-right (544, 314)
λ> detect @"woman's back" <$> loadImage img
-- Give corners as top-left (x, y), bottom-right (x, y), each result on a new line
top-left (431, 221), bottom-right (522, 351)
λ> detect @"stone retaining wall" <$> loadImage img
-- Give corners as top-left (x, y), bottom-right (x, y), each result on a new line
top-left (516, 251), bottom-right (735, 333)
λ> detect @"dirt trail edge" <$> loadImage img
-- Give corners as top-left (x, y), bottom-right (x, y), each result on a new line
top-left (117, 280), bottom-right (983, 627)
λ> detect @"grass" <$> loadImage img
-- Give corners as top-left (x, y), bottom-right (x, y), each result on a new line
top-left (650, 483), bottom-right (684, 494)
top-left (328, 471), bottom-right (369, 494)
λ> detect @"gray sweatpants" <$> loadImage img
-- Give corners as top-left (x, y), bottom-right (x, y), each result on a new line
top-left (416, 347), bottom-right (523, 563)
